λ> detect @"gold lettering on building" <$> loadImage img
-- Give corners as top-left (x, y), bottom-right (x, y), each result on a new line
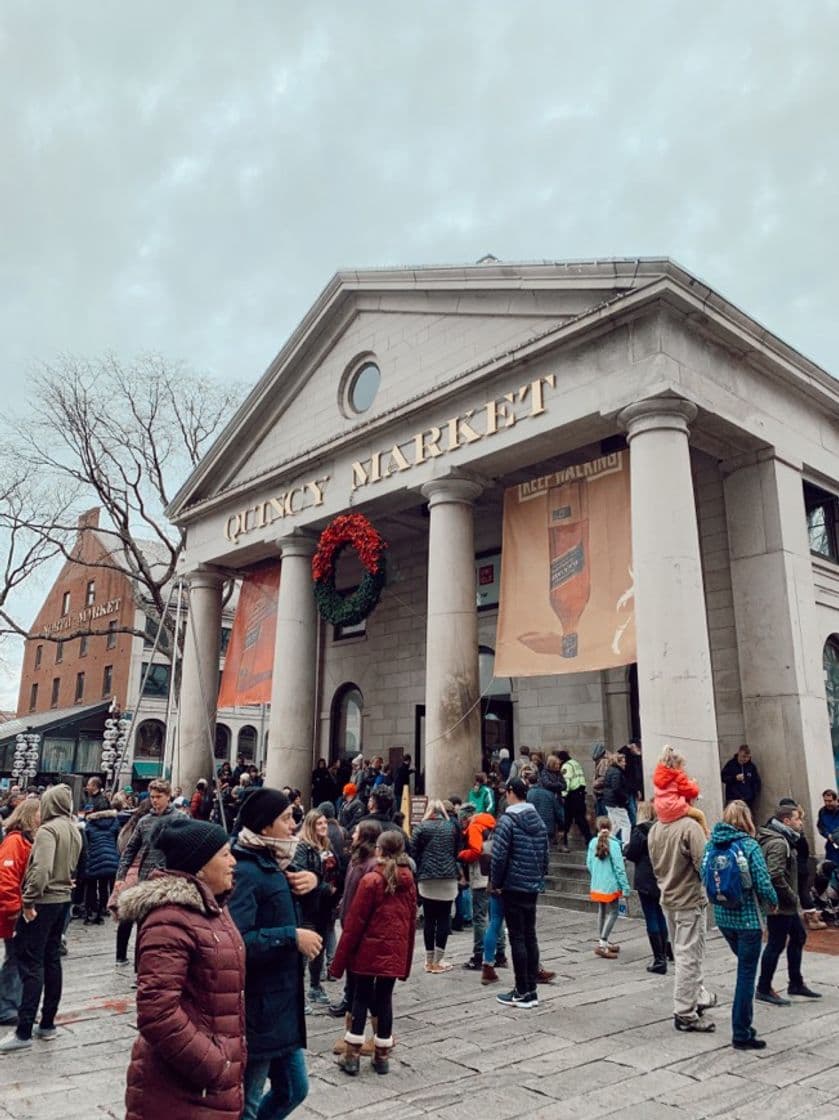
top-left (350, 375), bottom-right (556, 493)
top-left (42, 597), bottom-right (123, 636)
top-left (224, 475), bottom-right (331, 543)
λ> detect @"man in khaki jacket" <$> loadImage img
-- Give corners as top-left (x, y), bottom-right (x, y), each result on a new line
top-left (648, 814), bottom-right (717, 1033)
top-left (0, 784), bottom-right (82, 1052)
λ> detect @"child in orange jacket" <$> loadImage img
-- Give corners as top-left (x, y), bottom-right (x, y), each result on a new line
top-left (652, 744), bottom-right (709, 837)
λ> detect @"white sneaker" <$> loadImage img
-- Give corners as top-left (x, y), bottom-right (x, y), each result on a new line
top-left (0, 1033), bottom-right (32, 1053)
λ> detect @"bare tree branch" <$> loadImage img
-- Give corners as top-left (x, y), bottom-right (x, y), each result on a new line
top-left (1, 353), bottom-right (244, 658)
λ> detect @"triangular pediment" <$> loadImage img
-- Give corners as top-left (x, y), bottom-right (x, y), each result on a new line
top-left (169, 257), bottom-right (832, 523)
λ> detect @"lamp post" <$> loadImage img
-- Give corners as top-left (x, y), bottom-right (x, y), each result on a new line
top-left (12, 732), bottom-right (41, 785)
top-left (101, 710), bottom-right (133, 788)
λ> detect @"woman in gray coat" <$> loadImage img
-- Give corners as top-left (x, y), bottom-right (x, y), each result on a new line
top-left (411, 801), bottom-right (460, 973)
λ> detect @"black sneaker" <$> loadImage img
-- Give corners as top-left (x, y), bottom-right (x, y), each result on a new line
top-left (494, 955), bottom-right (509, 968)
top-left (496, 989), bottom-right (538, 1009)
top-left (755, 989), bottom-right (790, 1007)
top-left (462, 958), bottom-right (482, 971)
top-left (327, 1000), bottom-right (348, 1017)
top-left (733, 1037), bottom-right (767, 1050)
top-left (787, 984), bottom-right (821, 999)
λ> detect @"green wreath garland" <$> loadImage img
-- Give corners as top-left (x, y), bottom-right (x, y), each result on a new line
top-left (311, 513), bottom-right (387, 626)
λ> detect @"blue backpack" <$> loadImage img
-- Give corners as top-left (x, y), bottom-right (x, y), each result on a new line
top-left (703, 840), bottom-right (752, 909)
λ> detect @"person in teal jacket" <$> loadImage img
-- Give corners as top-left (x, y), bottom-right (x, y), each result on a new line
top-left (586, 817), bottom-right (631, 959)
top-left (701, 800), bottom-right (777, 1051)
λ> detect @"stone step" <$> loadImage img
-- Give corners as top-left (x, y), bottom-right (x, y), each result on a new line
top-left (541, 889), bottom-right (643, 918)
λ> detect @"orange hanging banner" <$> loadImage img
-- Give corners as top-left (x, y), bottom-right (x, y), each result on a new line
top-left (495, 451), bottom-right (635, 676)
top-left (217, 561), bottom-right (281, 708)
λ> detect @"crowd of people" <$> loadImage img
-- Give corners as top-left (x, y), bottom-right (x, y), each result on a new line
top-left (0, 740), bottom-right (836, 1117)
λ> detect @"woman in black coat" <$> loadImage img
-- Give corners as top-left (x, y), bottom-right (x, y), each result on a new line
top-left (623, 802), bottom-right (670, 974)
top-left (228, 789), bottom-right (322, 1120)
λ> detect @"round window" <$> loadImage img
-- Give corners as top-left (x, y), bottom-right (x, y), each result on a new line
top-left (347, 361), bottom-right (380, 414)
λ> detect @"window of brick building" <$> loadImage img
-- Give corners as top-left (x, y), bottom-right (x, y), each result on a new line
top-left (74, 672), bottom-right (85, 703)
top-left (56, 640), bottom-right (64, 664)
top-left (141, 662), bottom-right (171, 698)
top-left (34, 644), bottom-right (43, 669)
top-left (51, 677), bottom-right (60, 708)
top-left (86, 580), bottom-right (96, 606)
top-left (102, 664), bottom-right (113, 697)
top-left (107, 620), bottom-right (117, 649)
top-left (29, 682), bottom-right (38, 710)
top-left (61, 590), bottom-right (71, 616)
top-left (80, 634), bottom-right (89, 657)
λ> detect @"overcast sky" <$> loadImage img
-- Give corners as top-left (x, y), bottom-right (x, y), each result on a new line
top-left (1, 1), bottom-right (838, 707)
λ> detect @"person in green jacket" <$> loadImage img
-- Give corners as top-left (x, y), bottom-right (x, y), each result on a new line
top-left (701, 800), bottom-right (777, 1050)
top-left (0, 785), bottom-right (82, 1053)
top-left (467, 773), bottom-right (494, 816)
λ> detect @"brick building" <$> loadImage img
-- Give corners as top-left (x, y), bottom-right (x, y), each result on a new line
top-left (2, 510), bottom-right (266, 784)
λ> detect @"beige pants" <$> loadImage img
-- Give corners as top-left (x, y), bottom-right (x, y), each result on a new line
top-left (665, 904), bottom-right (712, 1020)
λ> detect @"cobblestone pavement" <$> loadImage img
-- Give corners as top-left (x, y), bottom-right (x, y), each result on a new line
top-left (0, 909), bottom-right (837, 1120)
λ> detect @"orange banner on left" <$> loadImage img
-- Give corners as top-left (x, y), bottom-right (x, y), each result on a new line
top-left (217, 561), bottom-right (281, 708)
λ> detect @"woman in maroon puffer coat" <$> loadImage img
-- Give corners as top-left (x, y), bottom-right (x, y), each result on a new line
top-left (331, 829), bottom-right (416, 1077)
top-left (118, 817), bottom-right (246, 1120)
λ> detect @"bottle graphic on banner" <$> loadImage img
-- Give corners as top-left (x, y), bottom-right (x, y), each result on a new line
top-left (547, 480), bottom-right (591, 658)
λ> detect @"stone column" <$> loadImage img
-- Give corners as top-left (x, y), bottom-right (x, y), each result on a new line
top-left (175, 567), bottom-right (223, 795)
top-left (618, 398), bottom-right (722, 821)
top-left (266, 533), bottom-right (318, 799)
top-left (604, 667), bottom-right (633, 754)
top-left (723, 452), bottom-right (834, 828)
top-left (422, 477), bottom-right (483, 801)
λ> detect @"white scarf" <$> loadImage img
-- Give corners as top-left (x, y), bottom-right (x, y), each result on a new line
top-left (238, 826), bottom-right (298, 870)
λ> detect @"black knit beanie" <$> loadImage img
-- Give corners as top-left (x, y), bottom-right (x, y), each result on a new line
top-left (155, 815), bottom-right (230, 876)
top-left (237, 787), bottom-right (290, 834)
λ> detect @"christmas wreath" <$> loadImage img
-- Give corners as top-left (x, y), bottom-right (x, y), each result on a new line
top-left (311, 512), bottom-right (387, 626)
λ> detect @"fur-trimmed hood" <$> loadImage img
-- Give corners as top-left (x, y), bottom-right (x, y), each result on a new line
top-left (85, 809), bottom-right (118, 822)
top-left (118, 869), bottom-right (222, 924)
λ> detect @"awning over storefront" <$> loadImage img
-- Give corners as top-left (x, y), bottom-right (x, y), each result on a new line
top-left (0, 701), bottom-right (112, 747)
top-left (133, 761), bottom-right (163, 779)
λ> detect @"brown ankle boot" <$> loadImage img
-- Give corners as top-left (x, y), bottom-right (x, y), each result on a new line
top-left (372, 1036), bottom-right (393, 1074)
top-left (333, 1012), bottom-right (352, 1054)
top-left (338, 1035), bottom-right (364, 1076)
top-left (481, 963), bottom-right (499, 985)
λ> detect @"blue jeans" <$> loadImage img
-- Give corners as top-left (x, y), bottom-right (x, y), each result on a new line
top-left (721, 927), bottom-right (763, 1042)
top-left (482, 894), bottom-right (506, 965)
top-left (626, 795), bottom-right (638, 828)
top-left (243, 1047), bottom-right (308, 1120)
top-left (472, 888), bottom-right (506, 962)
top-left (0, 938), bottom-right (21, 1022)
top-left (455, 885), bottom-right (472, 924)
top-left (638, 892), bottom-right (668, 937)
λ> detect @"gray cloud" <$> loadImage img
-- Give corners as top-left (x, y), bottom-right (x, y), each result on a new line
top-left (1, 0), bottom-right (838, 703)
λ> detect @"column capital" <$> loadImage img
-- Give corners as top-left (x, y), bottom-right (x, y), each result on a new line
top-left (421, 475), bottom-right (483, 509)
top-left (184, 565), bottom-right (226, 592)
top-left (274, 531), bottom-right (318, 560)
top-left (618, 397), bottom-right (697, 441)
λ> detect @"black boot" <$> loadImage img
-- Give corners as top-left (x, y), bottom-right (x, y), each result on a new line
top-left (646, 932), bottom-right (667, 974)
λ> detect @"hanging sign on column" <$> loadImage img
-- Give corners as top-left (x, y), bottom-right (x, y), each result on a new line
top-left (495, 451), bottom-right (635, 677)
top-left (217, 561), bottom-right (281, 707)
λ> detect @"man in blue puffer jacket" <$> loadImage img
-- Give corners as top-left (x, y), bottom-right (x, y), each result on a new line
top-left (490, 778), bottom-right (549, 1009)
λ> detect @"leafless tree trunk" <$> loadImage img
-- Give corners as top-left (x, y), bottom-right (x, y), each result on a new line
top-left (0, 353), bottom-right (243, 652)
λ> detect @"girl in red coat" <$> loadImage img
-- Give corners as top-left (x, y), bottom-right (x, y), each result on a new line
top-left (0, 799), bottom-right (41, 1025)
top-left (331, 829), bottom-right (417, 1077)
